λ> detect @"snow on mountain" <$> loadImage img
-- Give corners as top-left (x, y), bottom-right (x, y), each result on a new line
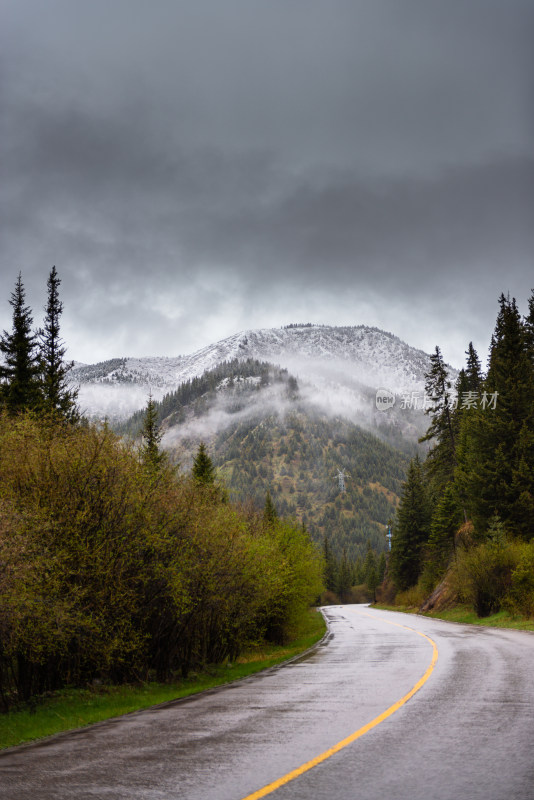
top-left (71, 324), bottom-right (456, 424)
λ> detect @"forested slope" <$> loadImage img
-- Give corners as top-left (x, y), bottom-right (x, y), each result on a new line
top-left (119, 358), bottom-right (411, 560)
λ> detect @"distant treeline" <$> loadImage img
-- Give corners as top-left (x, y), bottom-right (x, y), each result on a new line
top-left (322, 537), bottom-right (387, 603)
top-left (282, 323), bottom-right (318, 328)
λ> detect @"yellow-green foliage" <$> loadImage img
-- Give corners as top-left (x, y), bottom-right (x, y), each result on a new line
top-left (451, 538), bottom-right (534, 618)
top-left (503, 541), bottom-right (534, 618)
top-left (393, 581), bottom-right (428, 610)
top-left (0, 412), bottom-right (323, 709)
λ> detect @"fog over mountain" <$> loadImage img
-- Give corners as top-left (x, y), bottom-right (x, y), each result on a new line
top-left (72, 324), bottom-right (457, 445)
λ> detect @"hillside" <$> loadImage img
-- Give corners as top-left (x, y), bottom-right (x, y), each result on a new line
top-left (212, 410), bottom-right (409, 560)
top-left (119, 358), bottom-right (411, 560)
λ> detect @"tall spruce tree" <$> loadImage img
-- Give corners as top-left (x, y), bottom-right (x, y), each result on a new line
top-left (425, 483), bottom-right (463, 581)
top-left (453, 343), bottom-right (483, 436)
top-left (449, 343), bottom-right (484, 522)
top-left (322, 536), bottom-right (337, 593)
top-left (509, 421), bottom-right (534, 537)
top-left (140, 393), bottom-right (165, 470)
top-left (465, 341), bottom-right (483, 393)
top-left (263, 491), bottom-right (278, 527)
top-left (336, 548), bottom-right (353, 601)
top-left (452, 369), bottom-right (468, 436)
top-left (390, 456), bottom-right (431, 590)
top-left (525, 289), bottom-right (534, 363)
top-left (377, 551), bottom-right (387, 584)
top-left (192, 442), bottom-right (216, 486)
top-left (456, 295), bottom-right (534, 538)
top-left (419, 346), bottom-right (457, 494)
top-left (0, 274), bottom-right (41, 414)
top-left (363, 546), bottom-right (379, 601)
top-left (39, 267), bottom-right (78, 421)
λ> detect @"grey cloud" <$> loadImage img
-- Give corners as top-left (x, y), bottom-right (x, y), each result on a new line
top-left (4, 89), bottom-right (533, 282)
top-left (1, 0), bottom-right (533, 366)
top-left (3, 0), bottom-right (533, 169)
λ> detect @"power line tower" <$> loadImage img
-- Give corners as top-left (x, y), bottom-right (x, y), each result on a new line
top-left (335, 469), bottom-right (351, 493)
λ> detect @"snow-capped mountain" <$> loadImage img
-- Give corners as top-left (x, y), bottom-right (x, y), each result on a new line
top-left (71, 324), bottom-right (456, 429)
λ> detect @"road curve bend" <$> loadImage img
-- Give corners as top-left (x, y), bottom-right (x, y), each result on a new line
top-left (1, 605), bottom-right (534, 800)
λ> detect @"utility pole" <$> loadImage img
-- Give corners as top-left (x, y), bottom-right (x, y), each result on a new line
top-left (386, 523), bottom-right (392, 551)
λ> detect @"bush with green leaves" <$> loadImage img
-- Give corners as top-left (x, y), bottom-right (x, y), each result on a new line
top-left (0, 412), bottom-right (324, 709)
top-left (504, 542), bottom-right (534, 618)
top-left (453, 536), bottom-right (522, 618)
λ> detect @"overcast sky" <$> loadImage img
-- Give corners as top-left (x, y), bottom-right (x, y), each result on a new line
top-left (1, 0), bottom-right (533, 368)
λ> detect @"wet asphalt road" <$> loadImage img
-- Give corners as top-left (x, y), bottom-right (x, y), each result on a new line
top-left (1, 605), bottom-right (534, 800)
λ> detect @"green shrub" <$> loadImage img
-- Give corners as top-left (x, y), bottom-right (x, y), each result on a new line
top-left (453, 539), bottom-right (521, 617)
top-left (504, 542), bottom-right (534, 618)
top-left (395, 582), bottom-right (427, 609)
top-left (347, 584), bottom-right (372, 603)
top-left (0, 412), bottom-right (324, 708)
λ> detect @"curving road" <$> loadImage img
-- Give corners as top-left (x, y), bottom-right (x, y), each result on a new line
top-left (2, 605), bottom-right (534, 799)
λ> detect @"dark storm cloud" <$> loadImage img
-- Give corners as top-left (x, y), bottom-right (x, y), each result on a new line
top-left (3, 91), bottom-right (532, 294)
top-left (180, 156), bottom-right (534, 282)
top-left (1, 0), bottom-right (533, 364)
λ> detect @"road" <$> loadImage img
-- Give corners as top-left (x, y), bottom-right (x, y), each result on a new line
top-left (2, 605), bottom-right (534, 799)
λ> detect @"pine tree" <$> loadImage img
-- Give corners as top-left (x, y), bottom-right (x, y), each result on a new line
top-left (509, 422), bottom-right (534, 537)
top-left (426, 483), bottom-right (463, 579)
top-left (463, 341), bottom-right (481, 388)
top-left (336, 548), bottom-right (352, 601)
top-left (457, 295), bottom-right (534, 537)
top-left (192, 442), bottom-right (216, 486)
top-left (140, 393), bottom-right (165, 470)
top-left (353, 557), bottom-right (365, 586)
top-left (484, 295), bottom-right (533, 536)
top-left (377, 551), bottom-right (387, 584)
top-left (451, 343), bottom-right (484, 521)
top-left (452, 343), bottom-right (483, 436)
top-left (452, 368), bottom-right (469, 436)
top-left (39, 267), bottom-right (78, 421)
top-left (364, 546), bottom-right (379, 601)
top-left (524, 289), bottom-right (534, 364)
top-left (390, 456), bottom-right (431, 590)
top-left (419, 346), bottom-right (457, 493)
top-left (0, 274), bottom-right (41, 414)
top-left (263, 490), bottom-right (278, 527)
top-left (322, 535), bottom-right (337, 592)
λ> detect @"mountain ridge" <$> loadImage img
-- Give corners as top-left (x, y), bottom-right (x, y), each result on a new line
top-left (72, 324), bottom-right (456, 427)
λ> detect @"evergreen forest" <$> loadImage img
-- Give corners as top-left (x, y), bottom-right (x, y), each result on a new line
top-left (388, 291), bottom-right (534, 618)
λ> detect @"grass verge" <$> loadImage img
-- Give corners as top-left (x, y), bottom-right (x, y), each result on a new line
top-left (374, 603), bottom-right (534, 631)
top-left (0, 608), bottom-right (326, 751)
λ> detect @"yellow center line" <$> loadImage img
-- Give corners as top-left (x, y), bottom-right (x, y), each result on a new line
top-left (240, 610), bottom-right (438, 800)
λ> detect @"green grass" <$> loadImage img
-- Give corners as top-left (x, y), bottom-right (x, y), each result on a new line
top-left (0, 609), bottom-right (326, 750)
top-left (424, 605), bottom-right (534, 630)
top-left (374, 603), bottom-right (534, 631)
